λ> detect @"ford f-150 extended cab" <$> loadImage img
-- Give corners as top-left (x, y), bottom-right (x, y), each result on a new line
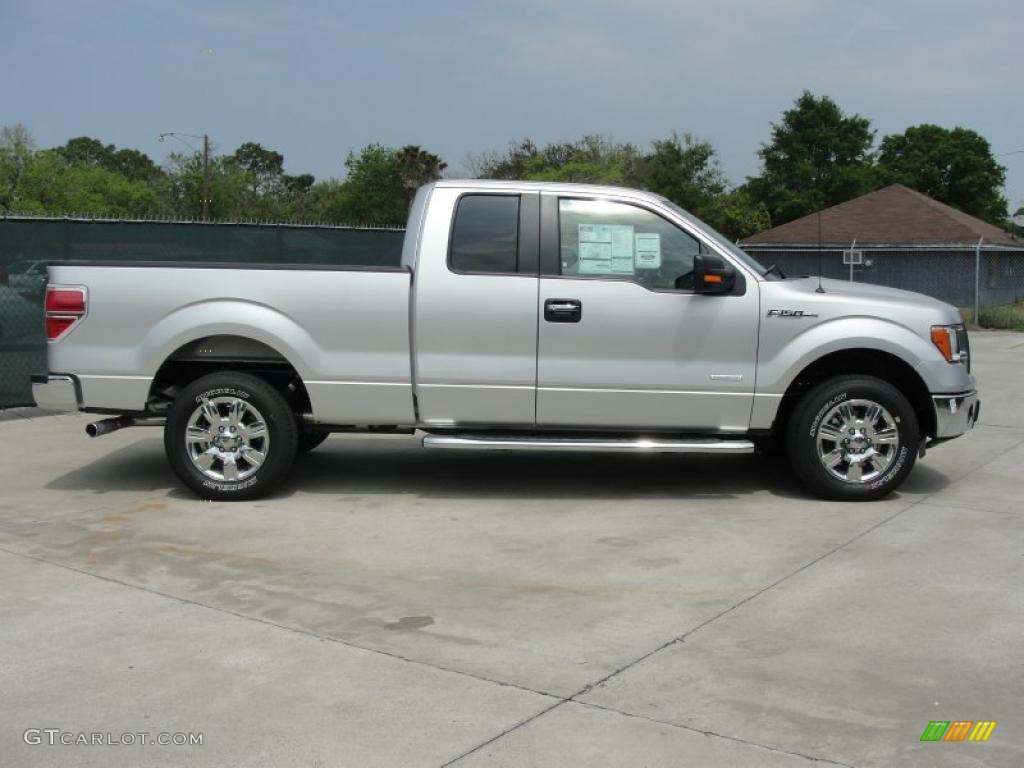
top-left (32, 180), bottom-right (979, 501)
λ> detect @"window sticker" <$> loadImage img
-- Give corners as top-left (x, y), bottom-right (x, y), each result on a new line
top-left (578, 241), bottom-right (612, 273)
top-left (578, 224), bottom-right (634, 275)
top-left (634, 233), bottom-right (661, 269)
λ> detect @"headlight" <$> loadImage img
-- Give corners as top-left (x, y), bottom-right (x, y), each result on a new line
top-left (931, 324), bottom-right (968, 366)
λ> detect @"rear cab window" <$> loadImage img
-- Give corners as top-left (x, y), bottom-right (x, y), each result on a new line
top-left (449, 195), bottom-right (520, 274)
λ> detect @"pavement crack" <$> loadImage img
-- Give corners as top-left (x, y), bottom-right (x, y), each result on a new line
top-left (0, 545), bottom-right (561, 704)
top-left (574, 700), bottom-right (857, 767)
top-left (440, 699), bottom-right (566, 767)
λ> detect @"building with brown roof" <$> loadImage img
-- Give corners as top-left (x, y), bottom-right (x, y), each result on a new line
top-left (739, 185), bottom-right (1023, 310)
top-left (742, 184), bottom-right (1018, 247)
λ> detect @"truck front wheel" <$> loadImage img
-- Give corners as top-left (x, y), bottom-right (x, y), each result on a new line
top-left (164, 372), bottom-right (298, 500)
top-left (786, 375), bottom-right (918, 501)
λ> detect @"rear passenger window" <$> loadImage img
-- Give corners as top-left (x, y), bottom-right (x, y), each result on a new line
top-left (450, 195), bottom-right (519, 274)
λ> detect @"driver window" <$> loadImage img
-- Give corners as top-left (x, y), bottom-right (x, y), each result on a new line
top-left (558, 198), bottom-right (702, 290)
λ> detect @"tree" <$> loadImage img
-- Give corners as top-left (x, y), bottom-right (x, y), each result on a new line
top-left (877, 124), bottom-right (1007, 224)
top-left (703, 188), bottom-right (772, 241)
top-left (156, 151), bottom-right (252, 220)
top-left (283, 173), bottom-right (314, 195)
top-left (334, 144), bottom-right (408, 225)
top-left (110, 148), bottom-right (163, 183)
top-left (0, 123), bottom-right (34, 153)
top-left (466, 139), bottom-right (539, 179)
top-left (9, 149), bottom-right (155, 216)
top-left (470, 132), bottom-right (732, 215)
top-left (55, 137), bottom-right (162, 183)
top-left (395, 145), bottom-right (446, 204)
top-left (1, 128), bottom-right (158, 216)
top-left (471, 135), bottom-right (643, 185)
top-left (288, 179), bottom-right (346, 221)
top-left (639, 132), bottom-right (727, 216)
top-left (56, 136), bottom-right (114, 167)
top-left (230, 142), bottom-right (285, 195)
top-left (747, 92), bottom-right (877, 224)
top-left (333, 144), bottom-right (447, 225)
top-left (0, 124), bottom-right (37, 211)
top-left (54, 136), bottom-right (163, 185)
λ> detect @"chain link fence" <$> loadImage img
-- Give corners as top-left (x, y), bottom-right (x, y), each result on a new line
top-left (743, 244), bottom-right (1024, 324)
top-left (0, 216), bottom-right (404, 408)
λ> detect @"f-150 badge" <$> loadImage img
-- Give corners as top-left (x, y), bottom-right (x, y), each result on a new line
top-left (767, 309), bottom-right (819, 318)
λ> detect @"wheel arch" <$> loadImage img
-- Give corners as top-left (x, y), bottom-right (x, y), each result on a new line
top-left (148, 334), bottom-right (312, 416)
top-left (772, 348), bottom-right (936, 439)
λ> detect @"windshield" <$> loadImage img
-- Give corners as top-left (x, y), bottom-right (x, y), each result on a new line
top-left (660, 200), bottom-right (772, 278)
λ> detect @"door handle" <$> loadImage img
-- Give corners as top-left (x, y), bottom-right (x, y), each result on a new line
top-left (544, 298), bottom-right (582, 323)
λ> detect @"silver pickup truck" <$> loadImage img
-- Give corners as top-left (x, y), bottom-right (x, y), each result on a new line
top-left (33, 180), bottom-right (979, 501)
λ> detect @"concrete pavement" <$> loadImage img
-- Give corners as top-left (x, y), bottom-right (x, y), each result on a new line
top-left (0, 331), bottom-right (1021, 767)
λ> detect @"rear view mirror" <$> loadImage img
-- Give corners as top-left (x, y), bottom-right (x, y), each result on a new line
top-left (692, 253), bottom-right (736, 295)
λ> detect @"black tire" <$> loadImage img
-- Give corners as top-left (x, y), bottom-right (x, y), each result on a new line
top-left (786, 375), bottom-right (918, 501)
top-left (297, 429), bottom-right (329, 454)
top-left (164, 372), bottom-right (298, 500)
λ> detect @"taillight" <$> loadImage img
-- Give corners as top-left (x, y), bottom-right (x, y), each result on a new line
top-left (44, 285), bottom-right (87, 341)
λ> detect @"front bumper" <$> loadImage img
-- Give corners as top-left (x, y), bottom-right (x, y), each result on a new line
top-left (31, 374), bottom-right (81, 412)
top-left (932, 390), bottom-right (979, 439)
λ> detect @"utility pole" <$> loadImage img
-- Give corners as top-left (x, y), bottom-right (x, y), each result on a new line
top-left (158, 132), bottom-right (212, 221)
top-left (202, 134), bottom-right (210, 222)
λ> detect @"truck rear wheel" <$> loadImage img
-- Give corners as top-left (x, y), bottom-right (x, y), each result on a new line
top-left (786, 375), bottom-right (918, 501)
top-left (164, 372), bottom-right (298, 500)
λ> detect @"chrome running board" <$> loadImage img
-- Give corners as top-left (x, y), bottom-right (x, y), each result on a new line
top-left (421, 434), bottom-right (755, 454)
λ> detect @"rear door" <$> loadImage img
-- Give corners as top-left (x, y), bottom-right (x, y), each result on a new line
top-left (412, 187), bottom-right (540, 427)
top-left (535, 194), bottom-right (759, 432)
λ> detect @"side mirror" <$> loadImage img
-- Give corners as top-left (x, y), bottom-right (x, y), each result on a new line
top-left (692, 253), bottom-right (736, 295)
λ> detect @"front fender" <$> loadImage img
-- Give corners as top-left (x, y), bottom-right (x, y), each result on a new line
top-left (757, 316), bottom-right (943, 395)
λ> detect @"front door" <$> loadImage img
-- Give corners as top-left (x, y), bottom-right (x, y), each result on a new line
top-left (536, 196), bottom-right (759, 432)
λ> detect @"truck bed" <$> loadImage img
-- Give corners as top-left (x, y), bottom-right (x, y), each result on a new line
top-left (46, 261), bottom-right (416, 424)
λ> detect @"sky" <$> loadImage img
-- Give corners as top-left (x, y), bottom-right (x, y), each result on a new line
top-left (2, 0), bottom-right (1023, 211)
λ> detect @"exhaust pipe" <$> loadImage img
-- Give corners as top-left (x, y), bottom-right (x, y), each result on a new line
top-left (85, 416), bottom-right (164, 438)
top-left (86, 416), bottom-right (135, 437)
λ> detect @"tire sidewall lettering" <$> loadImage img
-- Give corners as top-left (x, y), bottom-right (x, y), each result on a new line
top-left (868, 445), bottom-right (908, 491)
top-left (195, 387), bottom-right (251, 404)
top-left (201, 476), bottom-right (260, 493)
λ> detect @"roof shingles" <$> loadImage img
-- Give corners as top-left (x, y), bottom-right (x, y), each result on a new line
top-left (742, 184), bottom-right (1018, 246)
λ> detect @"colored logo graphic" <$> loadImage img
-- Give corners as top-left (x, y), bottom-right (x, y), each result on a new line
top-left (920, 721), bottom-right (996, 742)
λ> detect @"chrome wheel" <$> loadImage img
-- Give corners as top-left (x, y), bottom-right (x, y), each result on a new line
top-left (185, 396), bottom-right (269, 482)
top-left (816, 398), bottom-right (899, 484)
